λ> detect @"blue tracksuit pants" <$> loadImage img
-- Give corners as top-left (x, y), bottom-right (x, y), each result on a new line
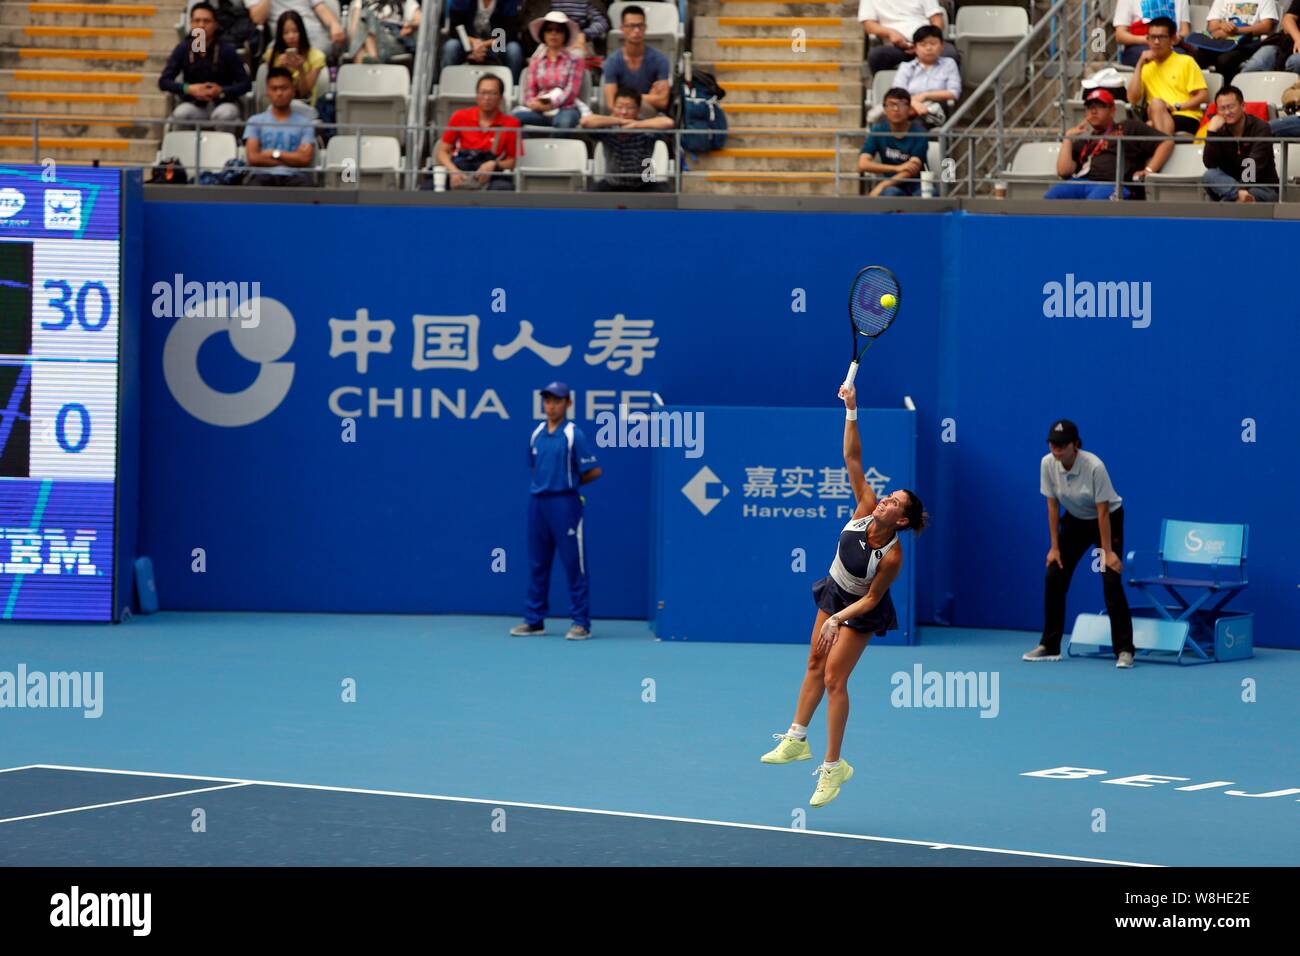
top-left (525, 492), bottom-right (589, 629)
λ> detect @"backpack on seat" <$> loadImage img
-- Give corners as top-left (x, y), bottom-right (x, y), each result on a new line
top-left (678, 68), bottom-right (727, 154)
top-left (149, 157), bottom-right (188, 184)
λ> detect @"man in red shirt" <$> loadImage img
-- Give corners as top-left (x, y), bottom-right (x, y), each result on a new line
top-left (434, 74), bottom-right (521, 190)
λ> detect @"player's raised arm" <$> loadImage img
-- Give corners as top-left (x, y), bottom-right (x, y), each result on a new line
top-left (838, 383), bottom-right (875, 514)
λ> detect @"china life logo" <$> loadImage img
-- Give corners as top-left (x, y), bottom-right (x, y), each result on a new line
top-left (162, 295), bottom-right (296, 427)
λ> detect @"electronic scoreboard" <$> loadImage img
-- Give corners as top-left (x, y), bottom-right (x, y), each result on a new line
top-left (0, 164), bottom-right (140, 622)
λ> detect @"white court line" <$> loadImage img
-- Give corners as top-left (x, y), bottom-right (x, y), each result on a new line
top-left (28, 764), bottom-right (1160, 867)
top-left (0, 766), bottom-right (41, 775)
top-left (0, 782), bottom-right (250, 826)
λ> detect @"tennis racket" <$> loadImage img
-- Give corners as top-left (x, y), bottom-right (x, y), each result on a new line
top-left (843, 265), bottom-right (901, 387)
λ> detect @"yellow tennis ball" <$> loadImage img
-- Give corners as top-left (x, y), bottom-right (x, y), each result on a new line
top-left (880, 293), bottom-right (897, 309)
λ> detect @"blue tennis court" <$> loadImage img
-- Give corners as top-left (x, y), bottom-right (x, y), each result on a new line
top-left (2, 613), bottom-right (1295, 868)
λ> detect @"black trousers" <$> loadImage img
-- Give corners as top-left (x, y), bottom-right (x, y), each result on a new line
top-left (1042, 508), bottom-right (1134, 655)
top-left (1190, 41), bottom-right (1260, 84)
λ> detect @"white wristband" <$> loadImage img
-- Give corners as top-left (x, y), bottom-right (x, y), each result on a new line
top-left (845, 409), bottom-right (858, 421)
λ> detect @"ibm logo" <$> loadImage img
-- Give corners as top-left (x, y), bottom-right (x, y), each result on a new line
top-left (0, 529), bottom-right (98, 575)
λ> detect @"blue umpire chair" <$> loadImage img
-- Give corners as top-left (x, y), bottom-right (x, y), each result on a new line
top-left (1068, 519), bottom-right (1252, 665)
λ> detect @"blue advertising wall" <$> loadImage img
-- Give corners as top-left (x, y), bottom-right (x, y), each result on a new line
top-left (654, 406), bottom-right (916, 644)
top-left (138, 204), bottom-right (942, 621)
top-left (942, 214), bottom-right (1299, 648)
top-left (136, 203), bottom-right (1299, 648)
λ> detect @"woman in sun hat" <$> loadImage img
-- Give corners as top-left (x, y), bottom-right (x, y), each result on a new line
top-left (513, 11), bottom-right (585, 128)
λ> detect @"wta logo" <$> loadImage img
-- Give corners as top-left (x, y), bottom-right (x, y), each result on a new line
top-left (162, 295), bottom-right (295, 427)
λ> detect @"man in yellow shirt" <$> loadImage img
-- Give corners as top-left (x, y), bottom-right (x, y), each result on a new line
top-left (1126, 16), bottom-right (1208, 135)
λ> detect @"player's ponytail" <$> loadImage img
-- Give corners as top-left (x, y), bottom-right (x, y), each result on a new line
top-left (901, 489), bottom-right (928, 535)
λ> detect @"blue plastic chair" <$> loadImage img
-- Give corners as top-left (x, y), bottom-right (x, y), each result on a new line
top-left (1126, 519), bottom-right (1249, 646)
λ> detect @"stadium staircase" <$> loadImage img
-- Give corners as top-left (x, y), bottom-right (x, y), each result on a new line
top-left (688, 0), bottom-right (863, 195)
top-left (0, 0), bottom-right (181, 167)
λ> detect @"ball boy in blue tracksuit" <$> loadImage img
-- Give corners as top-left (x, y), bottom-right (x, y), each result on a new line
top-left (510, 382), bottom-right (602, 640)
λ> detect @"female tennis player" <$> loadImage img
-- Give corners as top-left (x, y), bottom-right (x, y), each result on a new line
top-left (760, 382), bottom-right (927, 808)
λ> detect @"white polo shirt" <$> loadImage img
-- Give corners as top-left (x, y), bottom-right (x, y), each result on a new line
top-left (1205, 0), bottom-right (1280, 27)
top-left (858, 0), bottom-right (944, 35)
top-left (1040, 450), bottom-right (1123, 520)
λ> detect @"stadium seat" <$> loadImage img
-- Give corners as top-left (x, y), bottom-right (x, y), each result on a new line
top-left (336, 64), bottom-right (410, 135)
top-left (866, 69), bottom-right (897, 108)
top-left (431, 65), bottom-right (515, 128)
top-left (1203, 69), bottom-right (1223, 103)
top-left (324, 135), bottom-right (403, 189)
top-left (1144, 142), bottom-right (1207, 201)
top-left (1000, 141), bottom-right (1060, 200)
top-left (606, 1), bottom-right (683, 64)
top-left (591, 138), bottom-right (673, 185)
top-left (1233, 72), bottom-right (1294, 118)
top-left (516, 138), bottom-right (590, 191)
top-left (954, 6), bottom-right (1029, 87)
top-left (1284, 142), bottom-right (1300, 201)
top-left (154, 130), bottom-right (239, 180)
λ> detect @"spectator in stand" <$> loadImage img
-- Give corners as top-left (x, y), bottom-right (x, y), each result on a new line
top-left (1126, 16), bottom-right (1207, 135)
top-left (581, 86), bottom-right (673, 191)
top-left (895, 24), bottom-right (960, 126)
top-left (1046, 88), bottom-right (1173, 199)
top-left (249, 0), bottom-right (345, 60)
top-left (859, 0), bottom-right (960, 74)
top-left (1201, 85), bottom-right (1280, 199)
top-left (345, 0), bottom-right (421, 63)
top-left (1271, 96), bottom-right (1300, 134)
top-left (1238, 0), bottom-right (1300, 71)
top-left (1190, 0), bottom-right (1279, 82)
top-left (520, 0), bottom-right (608, 55)
top-left (192, 0), bottom-right (262, 60)
top-left (244, 67), bottom-right (317, 186)
top-left (858, 87), bottom-right (929, 196)
top-left (1112, 0), bottom-right (1192, 67)
top-left (514, 11), bottom-right (585, 128)
top-left (442, 0), bottom-right (526, 82)
top-left (602, 5), bottom-right (670, 117)
top-left (435, 74), bottom-right (522, 189)
top-left (263, 11), bottom-right (326, 112)
top-left (159, 2), bottom-right (251, 129)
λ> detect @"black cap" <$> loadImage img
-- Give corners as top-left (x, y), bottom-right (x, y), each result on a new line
top-left (1047, 419), bottom-right (1080, 445)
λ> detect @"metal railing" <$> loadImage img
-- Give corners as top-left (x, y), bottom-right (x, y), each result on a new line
top-left (10, 115), bottom-right (1300, 202)
top-left (939, 0), bottom-right (1109, 197)
top-left (403, 0), bottom-right (443, 189)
